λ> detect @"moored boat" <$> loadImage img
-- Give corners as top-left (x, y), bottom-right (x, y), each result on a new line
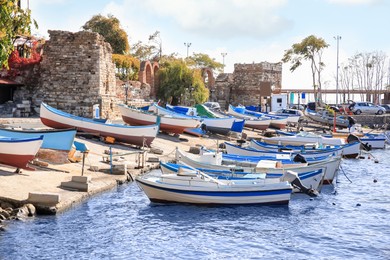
top-left (0, 135), bottom-right (43, 170)
top-left (262, 131), bottom-right (345, 146)
top-left (40, 102), bottom-right (159, 147)
top-left (250, 138), bottom-right (361, 159)
top-left (136, 170), bottom-right (293, 205)
top-left (160, 161), bottom-right (324, 193)
top-left (224, 141), bottom-right (343, 160)
top-left (175, 148), bottom-right (341, 185)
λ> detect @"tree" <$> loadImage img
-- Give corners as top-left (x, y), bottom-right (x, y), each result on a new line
top-left (112, 54), bottom-right (140, 80)
top-left (187, 53), bottom-right (224, 72)
top-left (157, 58), bottom-right (208, 105)
top-left (282, 35), bottom-right (329, 105)
top-left (148, 31), bottom-right (162, 61)
top-left (82, 14), bottom-right (129, 54)
top-left (346, 51), bottom-right (388, 103)
top-left (130, 41), bottom-right (157, 61)
top-left (0, 0), bottom-right (37, 68)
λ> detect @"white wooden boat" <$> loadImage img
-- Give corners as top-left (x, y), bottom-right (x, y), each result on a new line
top-left (250, 139), bottom-right (361, 159)
top-left (332, 131), bottom-right (387, 149)
top-left (118, 104), bottom-right (200, 134)
top-left (224, 142), bottom-right (343, 160)
top-left (305, 108), bottom-right (349, 128)
top-left (268, 109), bottom-right (303, 124)
top-left (160, 161), bottom-right (324, 193)
top-left (361, 134), bottom-right (387, 149)
top-left (149, 103), bottom-right (239, 135)
top-left (136, 170), bottom-right (293, 205)
top-left (0, 128), bottom-right (76, 151)
top-left (227, 105), bottom-right (272, 130)
top-left (228, 105), bottom-right (287, 130)
top-left (262, 131), bottom-right (345, 146)
top-left (40, 102), bottom-right (159, 147)
top-left (175, 148), bottom-right (341, 184)
top-left (0, 135), bottom-right (43, 170)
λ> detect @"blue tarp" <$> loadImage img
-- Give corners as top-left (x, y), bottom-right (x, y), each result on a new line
top-left (231, 120), bottom-right (245, 133)
top-left (245, 105), bottom-right (261, 112)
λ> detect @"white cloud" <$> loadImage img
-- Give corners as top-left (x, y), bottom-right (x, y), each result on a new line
top-left (327, 0), bottom-right (383, 5)
top-left (129, 0), bottom-right (292, 39)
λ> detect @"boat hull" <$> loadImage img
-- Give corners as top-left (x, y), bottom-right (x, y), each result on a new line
top-left (160, 162), bottom-right (324, 193)
top-left (119, 104), bottom-right (200, 134)
top-left (136, 176), bottom-right (292, 205)
top-left (175, 149), bottom-right (341, 185)
top-left (0, 128), bottom-right (76, 151)
top-left (40, 103), bottom-right (158, 147)
top-left (0, 136), bottom-right (43, 170)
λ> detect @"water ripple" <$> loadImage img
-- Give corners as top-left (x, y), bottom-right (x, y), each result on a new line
top-left (1, 149), bottom-right (390, 259)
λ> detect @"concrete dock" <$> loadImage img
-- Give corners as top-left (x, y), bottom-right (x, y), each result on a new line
top-left (0, 118), bottom-right (240, 217)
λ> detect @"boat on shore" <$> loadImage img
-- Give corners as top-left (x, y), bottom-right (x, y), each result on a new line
top-left (118, 104), bottom-right (200, 134)
top-left (0, 127), bottom-right (76, 151)
top-left (304, 108), bottom-right (349, 128)
top-left (151, 103), bottom-right (241, 135)
top-left (40, 102), bottom-right (159, 147)
top-left (228, 104), bottom-right (287, 130)
top-left (0, 135), bottom-right (43, 170)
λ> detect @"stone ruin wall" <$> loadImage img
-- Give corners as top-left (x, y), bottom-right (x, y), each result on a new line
top-left (213, 73), bottom-right (234, 109)
top-left (37, 30), bottom-right (118, 118)
top-left (214, 62), bottom-right (282, 110)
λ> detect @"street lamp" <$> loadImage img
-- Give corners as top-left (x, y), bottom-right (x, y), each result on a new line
top-left (334, 35), bottom-right (341, 105)
top-left (189, 86), bottom-right (194, 106)
top-left (184, 42), bottom-right (192, 58)
top-left (221, 52), bottom-right (227, 73)
top-left (123, 82), bottom-right (129, 105)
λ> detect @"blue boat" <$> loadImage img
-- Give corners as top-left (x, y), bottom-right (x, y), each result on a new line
top-left (0, 128), bottom-right (76, 151)
top-left (224, 141), bottom-right (343, 160)
top-left (151, 103), bottom-right (243, 135)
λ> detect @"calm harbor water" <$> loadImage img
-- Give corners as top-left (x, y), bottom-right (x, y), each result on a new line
top-left (1, 149), bottom-right (390, 260)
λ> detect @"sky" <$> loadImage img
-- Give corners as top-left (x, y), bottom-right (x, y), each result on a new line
top-left (27, 0), bottom-right (390, 94)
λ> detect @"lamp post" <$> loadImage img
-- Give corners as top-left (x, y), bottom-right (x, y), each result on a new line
top-left (123, 82), bottom-right (129, 105)
top-left (334, 35), bottom-right (341, 105)
top-left (221, 52), bottom-right (227, 73)
top-left (189, 86), bottom-right (194, 106)
top-left (184, 42), bottom-right (192, 58)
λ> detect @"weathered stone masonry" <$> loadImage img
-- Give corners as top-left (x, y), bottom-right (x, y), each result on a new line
top-left (36, 30), bottom-right (117, 118)
top-left (213, 62), bottom-right (282, 109)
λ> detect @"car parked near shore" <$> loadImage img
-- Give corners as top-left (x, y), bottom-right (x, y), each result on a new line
top-left (380, 104), bottom-right (390, 113)
top-left (350, 102), bottom-right (386, 115)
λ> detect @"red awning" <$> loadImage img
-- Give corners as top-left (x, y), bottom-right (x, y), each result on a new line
top-left (0, 78), bottom-right (24, 86)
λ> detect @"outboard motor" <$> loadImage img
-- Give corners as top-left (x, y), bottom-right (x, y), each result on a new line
top-left (347, 133), bottom-right (371, 151)
top-left (346, 133), bottom-right (360, 144)
top-left (281, 170), bottom-right (319, 197)
top-left (293, 153), bottom-right (307, 163)
top-left (201, 123), bottom-right (208, 133)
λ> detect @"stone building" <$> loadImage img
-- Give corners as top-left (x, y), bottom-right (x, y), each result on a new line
top-left (36, 30), bottom-right (118, 119)
top-left (212, 62), bottom-right (282, 110)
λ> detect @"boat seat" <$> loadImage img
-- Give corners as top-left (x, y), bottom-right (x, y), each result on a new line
top-left (177, 167), bottom-right (198, 177)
